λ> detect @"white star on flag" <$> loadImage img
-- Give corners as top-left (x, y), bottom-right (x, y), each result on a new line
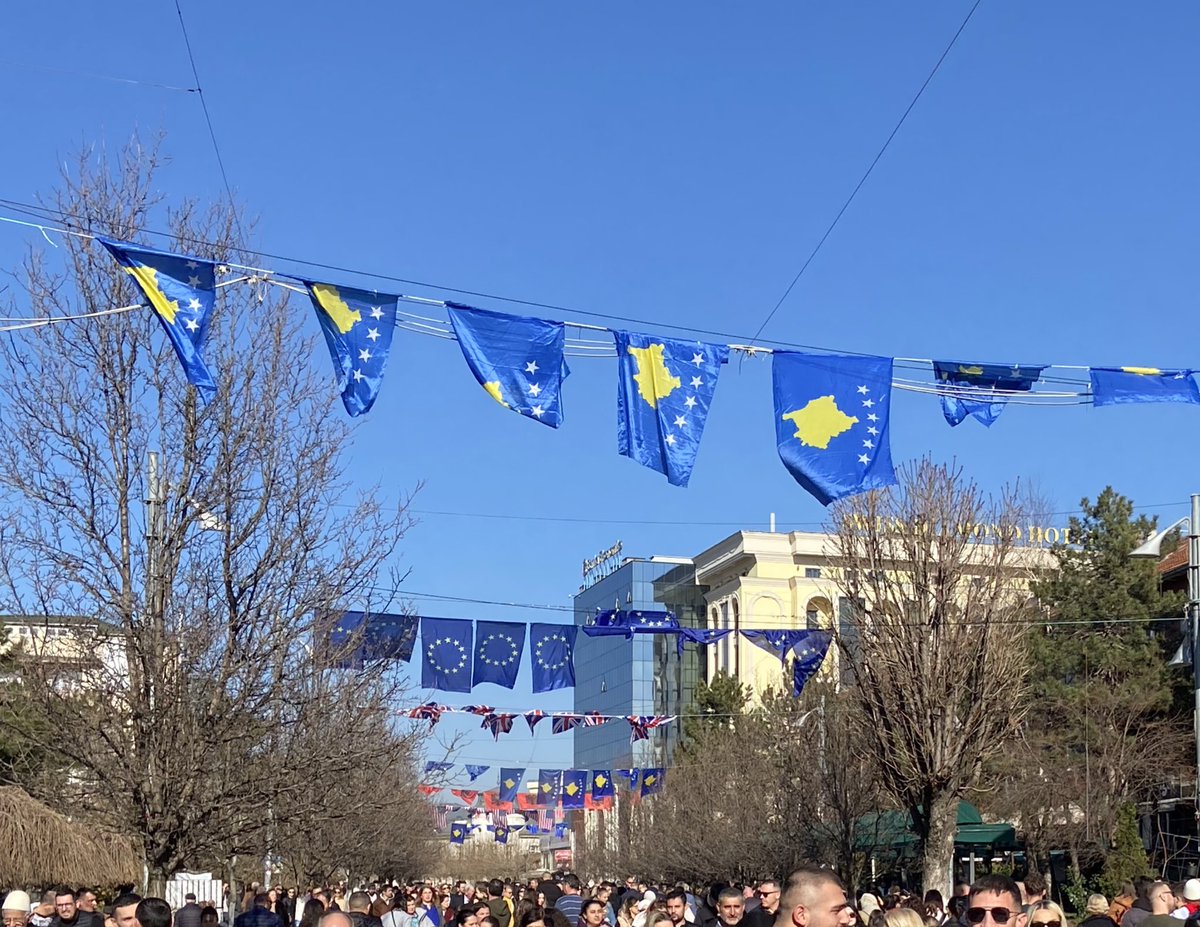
top-left (691, 352), bottom-right (704, 367)
top-left (863, 439), bottom-right (874, 449)
top-left (690, 376), bottom-right (702, 388)
top-left (367, 328), bottom-right (380, 342)
top-left (665, 434), bottom-right (676, 446)
top-left (188, 298), bottom-right (201, 310)
top-left (185, 260), bottom-right (199, 270)
top-left (531, 405), bottom-right (545, 418)
top-left (370, 306), bottom-right (384, 320)
top-left (684, 395), bottom-right (697, 408)
top-left (857, 385), bottom-right (869, 394)
top-left (867, 426), bottom-right (879, 435)
top-left (862, 398), bottom-right (875, 408)
top-left (187, 275), bottom-right (202, 287)
top-left (359, 348), bottom-right (372, 362)
top-left (526, 361), bottom-right (539, 374)
top-left (868, 413), bottom-right (879, 422)
top-left (528, 383), bottom-right (542, 396)
top-left (352, 369), bottom-right (365, 382)
top-left (673, 415), bottom-right (687, 427)
top-left (858, 454), bottom-right (870, 465)
top-left (185, 319), bottom-right (199, 332)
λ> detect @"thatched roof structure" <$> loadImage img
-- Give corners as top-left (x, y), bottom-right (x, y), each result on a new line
top-left (0, 786), bottom-right (140, 887)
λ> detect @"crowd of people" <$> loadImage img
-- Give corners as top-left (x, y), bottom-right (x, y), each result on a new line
top-left (5, 871), bottom-right (1200, 927)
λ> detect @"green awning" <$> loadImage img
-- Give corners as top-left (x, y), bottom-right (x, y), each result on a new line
top-left (853, 802), bottom-right (1015, 853)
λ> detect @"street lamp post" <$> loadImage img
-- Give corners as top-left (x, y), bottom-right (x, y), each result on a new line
top-left (1132, 495), bottom-right (1200, 828)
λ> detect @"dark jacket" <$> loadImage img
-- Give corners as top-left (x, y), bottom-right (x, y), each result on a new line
top-left (349, 913), bottom-right (384, 927)
top-left (235, 908), bottom-right (283, 927)
top-left (1080, 917), bottom-right (1117, 927)
top-left (743, 908), bottom-right (778, 927)
top-left (176, 903), bottom-right (203, 927)
top-left (51, 914), bottom-right (104, 927)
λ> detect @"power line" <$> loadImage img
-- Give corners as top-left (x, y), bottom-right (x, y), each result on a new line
top-left (747, 0), bottom-right (986, 346)
top-left (0, 58), bottom-right (198, 93)
top-left (173, 0), bottom-right (248, 250)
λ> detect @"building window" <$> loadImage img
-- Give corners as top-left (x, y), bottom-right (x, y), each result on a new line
top-left (806, 607), bottom-right (820, 630)
top-left (805, 567), bottom-right (821, 579)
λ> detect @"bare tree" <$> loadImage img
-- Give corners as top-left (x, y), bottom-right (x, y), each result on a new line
top-left (831, 458), bottom-right (1036, 898)
top-left (0, 137), bottom-right (427, 891)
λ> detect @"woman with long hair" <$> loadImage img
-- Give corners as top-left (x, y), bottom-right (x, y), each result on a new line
top-left (299, 900), bottom-right (325, 927)
top-left (1028, 901), bottom-right (1071, 927)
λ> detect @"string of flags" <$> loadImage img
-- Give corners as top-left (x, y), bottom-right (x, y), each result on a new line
top-left (404, 704), bottom-right (677, 743)
top-left (47, 233), bottom-right (1199, 508)
top-left (330, 608), bottom-right (832, 698)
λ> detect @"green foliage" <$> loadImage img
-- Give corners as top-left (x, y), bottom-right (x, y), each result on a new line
top-left (680, 670), bottom-right (751, 752)
top-left (1062, 867), bottom-right (1101, 916)
top-left (1099, 804), bottom-right (1150, 899)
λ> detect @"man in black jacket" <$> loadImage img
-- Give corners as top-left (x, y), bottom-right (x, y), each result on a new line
top-left (347, 894), bottom-right (382, 927)
top-left (50, 888), bottom-right (103, 927)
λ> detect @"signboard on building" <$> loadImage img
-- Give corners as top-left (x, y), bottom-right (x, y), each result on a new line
top-left (580, 541), bottom-right (623, 591)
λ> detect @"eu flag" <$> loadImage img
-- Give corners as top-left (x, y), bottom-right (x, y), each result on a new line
top-left (932, 361), bottom-right (1045, 427)
top-left (329, 611), bottom-right (418, 668)
top-left (591, 770), bottom-right (614, 801)
top-left (499, 768), bottom-right (525, 804)
top-left (421, 617), bottom-right (473, 693)
top-left (562, 770), bottom-right (587, 809)
top-left (465, 764), bottom-right (490, 781)
top-left (473, 621), bottom-right (526, 689)
top-left (304, 281), bottom-right (398, 417)
top-left (554, 823), bottom-right (569, 839)
top-left (615, 768), bottom-right (640, 791)
top-left (424, 761), bottom-right (454, 774)
top-left (537, 769), bottom-right (561, 806)
top-left (1090, 367), bottom-right (1200, 406)
top-left (640, 767), bottom-right (664, 796)
top-left (741, 629), bottom-right (811, 665)
top-left (773, 352), bottom-right (897, 505)
top-left (792, 630), bottom-right (832, 697)
top-left (530, 624), bottom-right (577, 693)
top-left (615, 332), bottom-right (729, 487)
top-left (447, 303), bottom-right (569, 427)
top-left (97, 237), bottom-right (219, 403)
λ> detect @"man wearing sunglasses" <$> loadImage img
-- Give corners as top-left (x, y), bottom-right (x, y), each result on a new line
top-left (777, 867), bottom-right (855, 927)
top-left (966, 876), bottom-right (1026, 927)
top-left (1134, 883), bottom-right (1177, 927)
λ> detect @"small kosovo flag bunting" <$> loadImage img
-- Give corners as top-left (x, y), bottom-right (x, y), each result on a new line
top-left (304, 281), bottom-right (398, 416)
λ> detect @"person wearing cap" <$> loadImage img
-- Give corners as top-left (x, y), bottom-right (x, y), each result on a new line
top-left (3, 891), bottom-right (32, 927)
top-left (176, 894), bottom-right (202, 927)
top-left (1172, 882), bottom-right (1200, 921)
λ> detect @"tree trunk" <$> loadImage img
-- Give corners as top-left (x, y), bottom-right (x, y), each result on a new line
top-left (920, 791), bottom-right (959, 898)
top-left (147, 863), bottom-right (169, 899)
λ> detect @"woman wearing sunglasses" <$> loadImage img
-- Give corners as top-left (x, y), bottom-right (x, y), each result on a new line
top-left (1027, 902), bottom-right (1070, 927)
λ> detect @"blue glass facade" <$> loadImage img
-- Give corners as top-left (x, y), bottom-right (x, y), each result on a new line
top-left (573, 559), bottom-right (707, 771)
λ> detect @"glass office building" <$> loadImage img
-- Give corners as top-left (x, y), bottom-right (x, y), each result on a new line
top-left (573, 558), bottom-right (708, 771)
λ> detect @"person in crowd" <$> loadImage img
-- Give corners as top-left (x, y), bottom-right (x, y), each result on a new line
top-left (665, 891), bottom-right (693, 927)
top-left (618, 897), bottom-right (639, 927)
top-left (1076, 897), bottom-right (1112, 927)
top-left (3, 892), bottom-right (31, 927)
top-left (50, 888), bottom-right (97, 927)
top-left (582, 902), bottom-right (608, 927)
top-left (236, 895), bottom-right (282, 927)
top-left (777, 867), bottom-right (856, 927)
top-left (416, 889), bottom-right (441, 927)
top-left (544, 911), bottom-right (570, 927)
top-left (885, 910), bottom-right (924, 927)
top-left (593, 887), bottom-right (616, 927)
top-left (301, 901), bottom-right (328, 927)
top-left (946, 899), bottom-right (967, 927)
top-left (643, 915), bottom-right (672, 927)
top-left (1125, 881), bottom-right (1159, 927)
top-left (450, 911), bottom-right (477, 927)
top-left (1022, 878), bottom-right (1047, 911)
top-left (199, 909), bottom-right (219, 927)
top-left (714, 890), bottom-right (743, 927)
top-left (966, 876), bottom-right (1025, 927)
top-left (112, 897), bottom-right (142, 927)
top-left (347, 894), bottom-right (382, 927)
top-left (924, 893), bottom-right (945, 927)
top-left (76, 893), bottom-right (100, 926)
top-left (486, 883), bottom-right (510, 927)
top-left (1175, 883), bottom-right (1200, 921)
top-left (553, 879), bottom-right (582, 926)
top-left (320, 914), bottom-right (353, 927)
top-left (860, 897), bottom-right (882, 927)
top-left (175, 895), bottom-right (201, 927)
top-left (135, 899), bottom-right (172, 927)
top-left (633, 894), bottom-right (657, 927)
top-left (1134, 886), bottom-right (1175, 927)
top-left (516, 910), bottom-right (545, 927)
top-left (449, 890), bottom-right (467, 916)
top-left (743, 883), bottom-right (779, 927)
top-left (537, 881), bottom-right (559, 912)
top-left (1028, 902), bottom-right (1069, 927)
top-left (383, 896), bottom-right (419, 927)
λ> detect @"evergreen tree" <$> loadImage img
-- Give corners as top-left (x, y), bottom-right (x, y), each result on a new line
top-left (681, 670), bottom-right (751, 749)
top-left (1099, 803), bottom-right (1150, 898)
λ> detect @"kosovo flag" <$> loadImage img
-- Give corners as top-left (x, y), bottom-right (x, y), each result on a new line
top-left (465, 764), bottom-right (490, 782)
top-left (449, 824), bottom-right (465, 845)
top-left (97, 237), bottom-right (219, 403)
top-left (562, 770), bottom-right (587, 809)
top-left (640, 767), bottom-right (664, 796)
top-left (304, 281), bottom-right (398, 416)
top-left (1090, 367), bottom-right (1200, 406)
top-left (499, 768), bottom-right (525, 804)
top-left (591, 770), bottom-right (614, 801)
top-left (494, 823), bottom-right (509, 845)
top-left (329, 611), bottom-right (418, 668)
top-left (615, 331), bottom-right (730, 487)
top-left (792, 630), bottom-right (832, 697)
top-left (447, 303), bottom-right (569, 427)
top-left (421, 618), bottom-right (473, 693)
top-left (932, 361), bottom-right (1045, 427)
top-left (537, 769), bottom-right (561, 806)
top-left (530, 624), bottom-right (577, 693)
top-left (473, 621), bottom-right (526, 689)
top-left (773, 352), bottom-right (897, 505)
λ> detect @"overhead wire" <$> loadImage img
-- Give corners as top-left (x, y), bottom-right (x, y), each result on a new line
top-left (747, 0), bottom-right (987, 346)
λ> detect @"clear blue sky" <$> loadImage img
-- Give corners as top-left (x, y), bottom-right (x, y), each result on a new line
top-left (1, 1), bottom-right (1198, 779)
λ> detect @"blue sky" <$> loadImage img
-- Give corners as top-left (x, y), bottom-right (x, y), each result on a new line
top-left (1, 1), bottom-right (1198, 778)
